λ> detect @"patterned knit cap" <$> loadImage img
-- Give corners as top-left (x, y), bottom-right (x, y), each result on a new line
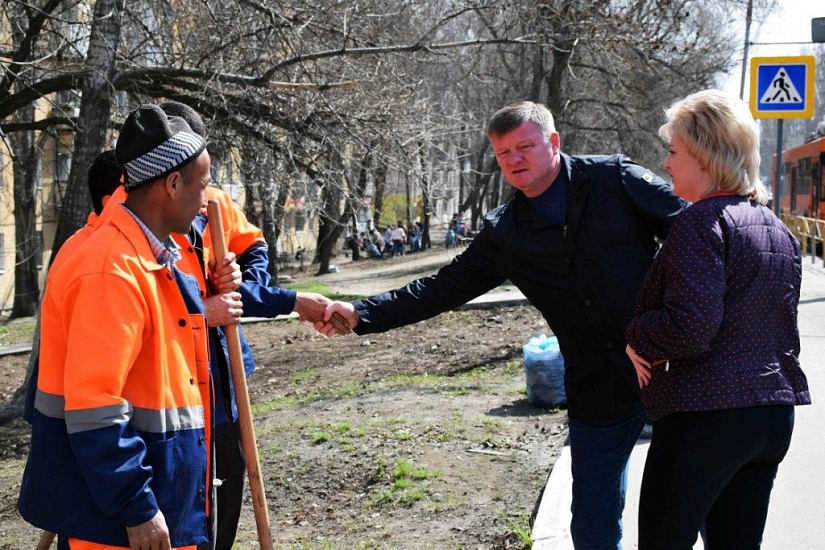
top-left (115, 104), bottom-right (206, 191)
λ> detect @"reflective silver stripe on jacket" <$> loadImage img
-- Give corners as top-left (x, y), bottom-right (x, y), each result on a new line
top-left (34, 390), bottom-right (68, 419)
top-left (36, 389), bottom-right (203, 434)
top-left (65, 402), bottom-right (132, 434)
top-left (130, 405), bottom-right (205, 433)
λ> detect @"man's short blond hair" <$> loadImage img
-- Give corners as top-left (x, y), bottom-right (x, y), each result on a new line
top-left (487, 101), bottom-right (556, 138)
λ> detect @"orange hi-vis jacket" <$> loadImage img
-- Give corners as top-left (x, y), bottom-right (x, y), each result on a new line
top-left (23, 188), bottom-right (127, 424)
top-left (173, 187), bottom-right (271, 427)
top-left (18, 204), bottom-right (212, 547)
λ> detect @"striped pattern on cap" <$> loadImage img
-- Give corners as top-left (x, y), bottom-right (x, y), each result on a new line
top-left (123, 131), bottom-right (205, 190)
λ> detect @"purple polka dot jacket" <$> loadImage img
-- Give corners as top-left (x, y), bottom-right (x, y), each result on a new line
top-left (625, 194), bottom-right (811, 421)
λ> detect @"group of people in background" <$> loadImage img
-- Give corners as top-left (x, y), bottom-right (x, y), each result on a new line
top-left (17, 88), bottom-right (810, 550)
top-left (345, 219), bottom-right (429, 261)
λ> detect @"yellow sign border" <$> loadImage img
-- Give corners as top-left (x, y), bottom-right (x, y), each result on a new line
top-left (749, 55), bottom-right (816, 119)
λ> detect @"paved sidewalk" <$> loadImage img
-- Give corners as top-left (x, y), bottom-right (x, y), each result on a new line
top-left (532, 259), bottom-right (825, 550)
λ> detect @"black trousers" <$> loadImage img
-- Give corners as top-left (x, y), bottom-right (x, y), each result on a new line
top-left (214, 420), bottom-right (246, 550)
top-left (639, 405), bottom-right (795, 550)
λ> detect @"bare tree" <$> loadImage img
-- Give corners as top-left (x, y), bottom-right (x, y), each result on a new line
top-left (2, 0), bottom-right (67, 318)
top-left (51, 0), bottom-right (124, 255)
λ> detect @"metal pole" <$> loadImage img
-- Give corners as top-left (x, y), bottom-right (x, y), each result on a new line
top-left (774, 119), bottom-right (784, 217)
top-left (739, 0), bottom-right (753, 100)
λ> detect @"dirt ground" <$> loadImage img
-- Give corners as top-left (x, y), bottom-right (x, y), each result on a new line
top-left (0, 249), bottom-right (568, 549)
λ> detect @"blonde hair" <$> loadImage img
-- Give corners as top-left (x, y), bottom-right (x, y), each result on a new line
top-left (659, 89), bottom-right (768, 204)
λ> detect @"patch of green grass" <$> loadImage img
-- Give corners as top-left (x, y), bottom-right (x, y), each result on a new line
top-left (282, 280), bottom-right (365, 302)
top-left (393, 429), bottom-right (412, 441)
top-left (0, 318), bottom-right (36, 346)
top-left (399, 487), bottom-right (425, 503)
top-left (504, 512), bottom-right (534, 548)
top-left (311, 430), bottom-right (330, 444)
top-left (334, 420), bottom-right (351, 433)
top-left (411, 467), bottom-right (441, 480)
top-left (292, 367), bottom-right (318, 384)
top-left (392, 477), bottom-right (411, 491)
top-left (373, 458), bottom-right (440, 508)
top-left (394, 459), bottom-right (412, 478)
top-left (502, 359), bottom-right (521, 375)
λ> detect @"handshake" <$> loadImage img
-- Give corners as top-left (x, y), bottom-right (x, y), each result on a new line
top-left (293, 292), bottom-right (358, 336)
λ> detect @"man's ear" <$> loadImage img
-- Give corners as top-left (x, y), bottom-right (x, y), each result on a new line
top-left (166, 172), bottom-right (181, 193)
top-left (550, 132), bottom-right (561, 152)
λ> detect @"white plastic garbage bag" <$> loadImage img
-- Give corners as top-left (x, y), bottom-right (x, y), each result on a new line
top-left (522, 334), bottom-right (567, 408)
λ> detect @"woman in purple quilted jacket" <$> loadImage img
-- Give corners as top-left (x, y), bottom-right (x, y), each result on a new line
top-left (625, 89), bottom-right (811, 550)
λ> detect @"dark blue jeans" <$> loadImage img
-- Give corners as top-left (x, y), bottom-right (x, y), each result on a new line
top-left (639, 405), bottom-right (794, 550)
top-left (568, 405), bottom-right (647, 549)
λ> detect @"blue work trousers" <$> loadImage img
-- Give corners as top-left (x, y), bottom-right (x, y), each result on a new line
top-left (568, 405), bottom-right (646, 549)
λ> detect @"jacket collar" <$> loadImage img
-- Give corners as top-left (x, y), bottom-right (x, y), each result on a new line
top-left (562, 153), bottom-right (590, 243)
top-left (514, 153), bottom-right (589, 233)
top-left (107, 204), bottom-right (168, 272)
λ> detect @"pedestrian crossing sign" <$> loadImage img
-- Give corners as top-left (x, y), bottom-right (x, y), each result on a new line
top-left (750, 56), bottom-right (815, 119)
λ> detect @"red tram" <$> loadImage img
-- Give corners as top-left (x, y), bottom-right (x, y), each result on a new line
top-left (771, 136), bottom-right (825, 218)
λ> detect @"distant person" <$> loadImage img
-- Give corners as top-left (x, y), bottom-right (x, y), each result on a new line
top-left (407, 220), bottom-right (421, 252)
top-left (382, 225), bottom-right (393, 256)
top-left (370, 229), bottom-right (385, 256)
top-left (444, 225), bottom-right (457, 249)
top-left (625, 89), bottom-right (810, 549)
top-left (316, 100), bottom-right (688, 549)
top-left (362, 232), bottom-right (383, 259)
top-left (390, 221), bottom-right (406, 257)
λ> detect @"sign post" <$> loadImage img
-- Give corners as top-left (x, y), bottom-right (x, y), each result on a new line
top-left (749, 55), bottom-right (816, 215)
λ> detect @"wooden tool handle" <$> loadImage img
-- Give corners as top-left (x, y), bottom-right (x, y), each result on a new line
top-left (330, 311), bottom-right (351, 335)
top-left (35, 531), bottom-right (55, 550)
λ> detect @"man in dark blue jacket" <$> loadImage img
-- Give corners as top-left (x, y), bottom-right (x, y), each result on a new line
top-left (318, 101), bottom-right (688, 549)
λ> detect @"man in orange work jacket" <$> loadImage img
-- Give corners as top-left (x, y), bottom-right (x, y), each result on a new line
top-left (19, 105), bottom-right (224, 549)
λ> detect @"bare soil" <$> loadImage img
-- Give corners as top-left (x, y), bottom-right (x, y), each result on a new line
top-left (0, 250), bottom-right (567, 549)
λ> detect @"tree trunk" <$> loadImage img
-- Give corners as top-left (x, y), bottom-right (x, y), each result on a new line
top-left (372, 157), bottom-right (387, 227)
top-left (261, 176), bottom-right (280, 278)
top-left (417, 144), bottom-right (431, 249)
top-left (240, 143), bottom-right (285, 282)
top-left (314, 179), bottom-right (345, 275)
top-left (50, 0), bottom-right (124, 258)
top-left (9, 96), bottom-right (39, 318)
